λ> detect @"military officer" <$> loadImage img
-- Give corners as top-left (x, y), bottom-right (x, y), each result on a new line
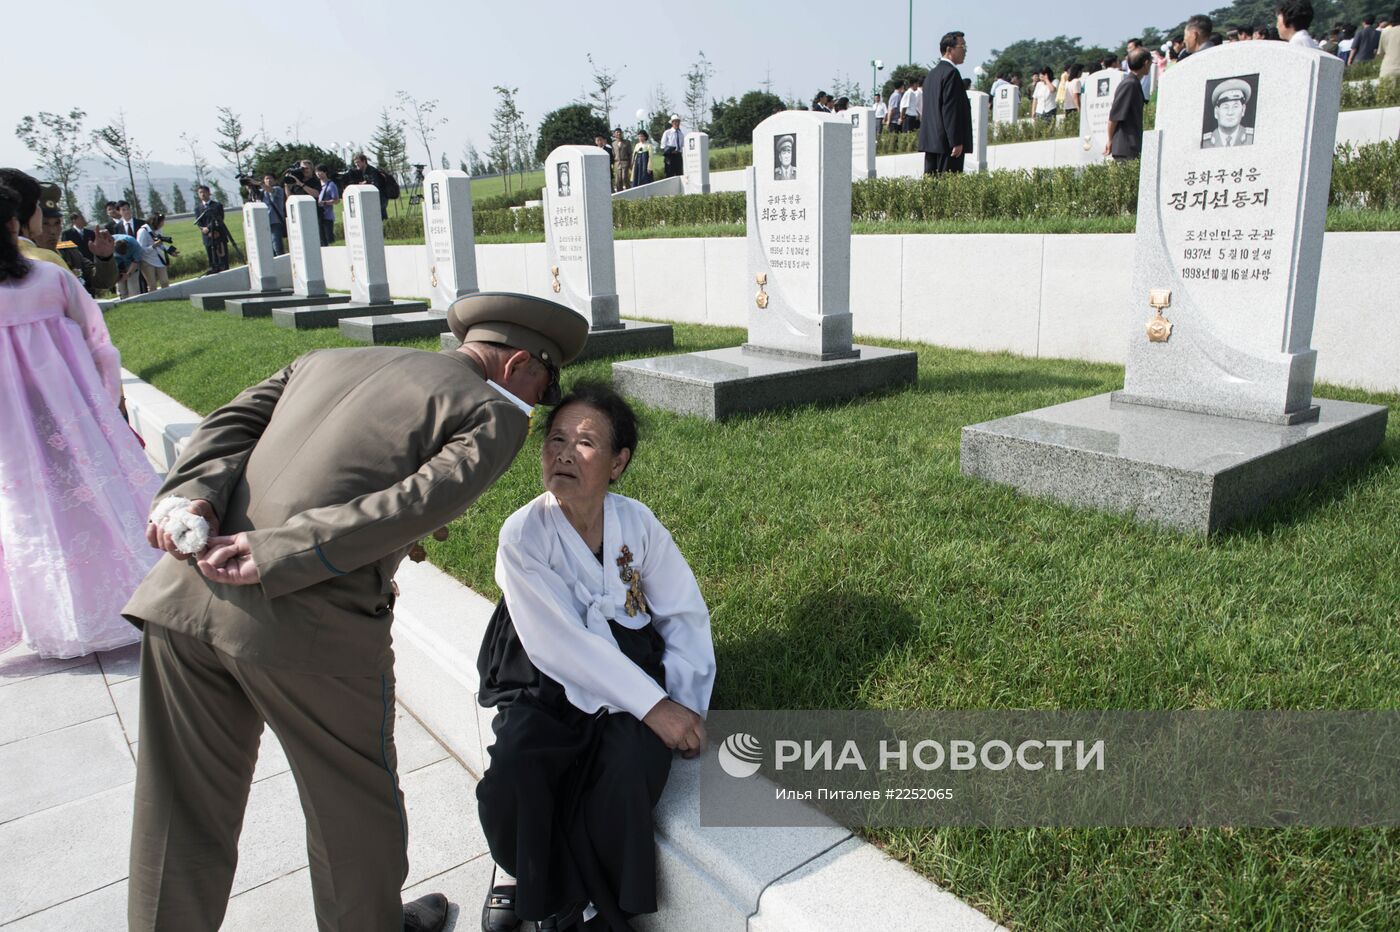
top-left (774, 135), bottom-right (797, 180)
top-left (123, 293), bottom-right (590, 932)
top-left (1202, 79), bottom-right (1255, 148)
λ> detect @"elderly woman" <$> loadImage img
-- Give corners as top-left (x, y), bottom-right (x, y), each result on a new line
top-left (477, 382), bottom-right (715, 932)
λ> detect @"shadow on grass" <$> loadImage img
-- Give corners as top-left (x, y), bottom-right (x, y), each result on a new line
top-left (915, 368), bottom-right (1105, 397)
top-left (716, 587), bottom-right (920, 709)
top-left (136, 346), bottom-right (207, 383)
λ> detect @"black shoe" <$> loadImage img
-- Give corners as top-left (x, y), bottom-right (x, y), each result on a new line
top-left (536, 903), bottom-right (586, 931)
top-left (481, 881), bottom-right (520, 932)
top-left (404, 892), bottom-right (450, 932)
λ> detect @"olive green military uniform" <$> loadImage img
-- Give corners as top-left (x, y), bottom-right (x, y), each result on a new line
top-left (123, 346), bottom-right (530, 931)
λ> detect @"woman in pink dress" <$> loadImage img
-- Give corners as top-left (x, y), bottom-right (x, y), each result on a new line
top-left (0, 179), bottom-right (160, 658)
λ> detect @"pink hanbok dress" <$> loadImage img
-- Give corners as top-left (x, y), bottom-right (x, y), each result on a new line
top-left (0, 259), bottom-right (160, 658)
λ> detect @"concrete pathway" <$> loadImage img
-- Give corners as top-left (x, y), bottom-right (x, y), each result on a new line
top-left (0, 640), bottom-right (488, 930)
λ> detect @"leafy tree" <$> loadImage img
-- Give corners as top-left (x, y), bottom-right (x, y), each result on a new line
top-left (708, 91), bottom-right (785, 146)
top-left (585, 53), bottom-right (624, 129)
top-left (147, 185), bottom-right (168, 215)
top-left (977, 37), bottom-right (1108, 90)
top-left (881, 63), bottom-right (931, 100)
top-left (213, 106), bottom-right (257, 179)
top-left (249, 142), bottom-right (346, 183)
top-left (368, 108), bottom-right (409, 183)
top-left (683, 52), bottom-right (715, 132)
top-left (15, 108), bottom-right (88, 214)
top-left (210, 179), bottom-right (230, 204)
top-left (461, 141), bottom-right (488, 177)
top-left (536, 104), bottom-right (610, 162)
top-left (489, 86), bottom-right (524, 195)
top-left (646, 85), bottom-right (678, 144)
top-left (171, 184), bottom-right (187, 214)
top-left (90, 184), bottom-right (108, 220)
top-left (92, 111), bottom-right (145, 217)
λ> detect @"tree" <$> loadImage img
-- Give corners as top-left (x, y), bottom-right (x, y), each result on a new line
top-left (91, 110), bottom-right (145, 218)
top-left (213, 106), bottom-right (257, 179)
top-left (171, 184), bottom-right (187, 214)
top-left (881, 63), bottom-right (931, 100)
top-left (584, 53), bottom-right (624, 129)
top-left (90, 184), bottom-right (108, 221)
top-left (147, 185), bottom-right (168, 215)
top-left (978, 36), bottom-right (1110, 90)
top-left (708, 91), bottom-right (785, 146)
top-left (536, 104), bottom-right (610, 163)
top-left (249, 142), bottom-right (346, 182)
top-left (15, 108), bottom-right (88, 215)
top-left (211, 179), bottom-right (231, 204)
top-left (461, 140), bottom-right (488, 177)
top-left (646, 85), bottom-right (677, 144)
top-left (683, 52), bottom-right (715, 133)
top-left (396, 91), bottom-right (446, 169)
top-left (489, 86), bottom-right (523, 195)
top-left (368, 107), bottom-right (409, 187)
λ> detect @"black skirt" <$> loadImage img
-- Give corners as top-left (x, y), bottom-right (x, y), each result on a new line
top-left (476, 598), bottom-right (672, 930)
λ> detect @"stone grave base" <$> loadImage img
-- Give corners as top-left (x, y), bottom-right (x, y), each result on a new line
top-left (611, 344), bottom-right (917, 421)
top-left (190, 289), bottom-right (290, 311)
top-left (440, 319), bottom-right (674, 360)
top-left (272, 300), bottom-right (428, 330)
top-left (340, 312), bottom-right (450, 344)
top-left (226, 293), bottom-right (351, 318)
top-left (960, 392), bottom-right (1388, 535)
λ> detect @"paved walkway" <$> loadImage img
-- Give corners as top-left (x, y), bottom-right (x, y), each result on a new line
top-left (0, 640), bottom-right (489, 930)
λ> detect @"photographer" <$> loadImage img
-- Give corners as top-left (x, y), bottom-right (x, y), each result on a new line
top-left (194, 184), bottom-right (230, 273)
top-left (347, 153), bottom-right (391, 220)
top-left (284, 159), bottom-right (320, 200)
top-left (136, 213), bottom-right (173, 291)
top-left (260, 173), bottom-right (287, 255)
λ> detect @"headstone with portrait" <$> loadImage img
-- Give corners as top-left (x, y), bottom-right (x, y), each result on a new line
top-left (1079, 68), bottom-right (1124, 163)
top-left (963, 90), bottom-right (990, 173)
top-left (345, 170), bottom-right (477, 343)
top-left (683, 131), bottom-right (711, 194)
top-left (846, 107), bottom-right (877, 180)
top-left (225, 195), bottom-right (351, 318)
top-left (992, 84), bottom-right (1020, 123)
top-left (274, 185), bottom-right (427, 330)
top-left (962, 43), bottom-right (1387, 534)
top-left (189, 202), bottom-right (292, 310)
top-left (536, 145), bottom-right (672, 359)
top-left (613, 111), bottom-right (916, 420)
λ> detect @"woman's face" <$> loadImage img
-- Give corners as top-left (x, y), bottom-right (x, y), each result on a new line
top-left (541, 403), bottom-right (630, 507)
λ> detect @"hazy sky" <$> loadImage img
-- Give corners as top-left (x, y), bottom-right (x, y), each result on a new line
top-left (4, 0), bottom-right (1206, 173)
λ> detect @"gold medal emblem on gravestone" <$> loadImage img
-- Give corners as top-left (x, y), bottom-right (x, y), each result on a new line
top-left (430, 265), bottom-right (438, 288)
top-left (755, 273), bottom-right (769, 309)
top-left (350, 265), bottom-right (356, 283)
top-left (551, 266), bottom-right (561, 293)
top-left (1145, 288), bottom-right (1174, 342)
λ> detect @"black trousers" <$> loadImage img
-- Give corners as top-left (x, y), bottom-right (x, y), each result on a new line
top-left (924, 151), bottom-right (966, 175)
top-left (662, 151), bottom-right (683, 178)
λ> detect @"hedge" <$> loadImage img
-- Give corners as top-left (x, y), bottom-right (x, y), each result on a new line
top-left (1340, 75), bottom-right (1400, 111)
top-left (470, 139), bottom-right (1399, 236)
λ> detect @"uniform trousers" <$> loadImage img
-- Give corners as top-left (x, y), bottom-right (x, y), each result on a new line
top-left (128, 623), bottom-right (409, 932)
top-left (923, 151), bottom-right (966, 174)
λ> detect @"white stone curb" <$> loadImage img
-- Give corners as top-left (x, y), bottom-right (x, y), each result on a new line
top-left (119, 367), bottom-right (1006, 932)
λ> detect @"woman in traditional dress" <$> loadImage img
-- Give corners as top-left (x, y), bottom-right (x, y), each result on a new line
top-left (0, 179), bottom-right (160, 659)
top-left (630, 131), bottom-right (655, 188)
top-left (477, 382), bottom-right (715, 932)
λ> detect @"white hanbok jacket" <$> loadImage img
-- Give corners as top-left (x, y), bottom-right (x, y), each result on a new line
top-left (495, 492), bottom-right (716, 721)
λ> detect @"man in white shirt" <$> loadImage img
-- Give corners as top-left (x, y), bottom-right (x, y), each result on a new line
top-left (660, 115), bottom-right (685, 178)
top-left (1276, 1), bottom-right (1321, 48)
top-left (903, 78), bottom-right (923, 132)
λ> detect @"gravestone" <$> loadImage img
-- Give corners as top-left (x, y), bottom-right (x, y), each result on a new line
top-left (613, 112), bottom-right (916, 420)
top-left (344, 170), bottom-right (475, 343)
top-left (1079, 68), bottom-right (1124, 164)
top-left (273, 185), bottom-right (425, 330)
top-left (961, 43), bottom-right (1387, 534)
top-left (683, 131), bottom-right (711, 194)
top-left (846, 107), bottom-right (877, 180)
top-left (992, 84), bottom-right (1020, 123)
top-left (226, 195), bottom-right (350, 317)
top-left (539, 145), bottom-right (672, 361)
top-left (189, 200), bottom-right (290, 310)
top-left (963, 91), bottom-right (990, 173)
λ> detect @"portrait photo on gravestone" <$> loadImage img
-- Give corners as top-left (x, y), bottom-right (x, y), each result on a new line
top-left (1202, 74), bottom-right (1260, 148)
top-left (773, 134), bottom-right (797, 180)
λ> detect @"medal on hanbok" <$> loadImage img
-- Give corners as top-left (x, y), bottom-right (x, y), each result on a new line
top-left (617, 545), bottom-right (647, 617)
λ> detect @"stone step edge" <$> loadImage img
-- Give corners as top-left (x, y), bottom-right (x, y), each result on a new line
top-left (118, 367), bottom-right (1005, 932)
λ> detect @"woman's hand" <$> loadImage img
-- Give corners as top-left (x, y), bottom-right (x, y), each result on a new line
top-left (643, 698), bottom-right (708, 759)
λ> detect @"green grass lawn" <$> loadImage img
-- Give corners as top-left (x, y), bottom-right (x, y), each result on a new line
top-left (107, 301), bottom-right (1400, 929)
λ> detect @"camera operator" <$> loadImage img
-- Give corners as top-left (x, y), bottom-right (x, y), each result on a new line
top-left (259, 173), bottom-right (287, 255)
top-left (194, 184), bottom-right (230, 273)
top-left (284, 159), bottom-right (320, 200)
top-left (347, 153), bottom-right (390, 220)
top-left (137, 214), bottom-right (174, 291)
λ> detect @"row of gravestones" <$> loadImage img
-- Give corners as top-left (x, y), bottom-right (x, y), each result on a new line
top-left (992, 67), bottom-right (1128, 161)
top-left (189, 43), bottom-right (1385, 536)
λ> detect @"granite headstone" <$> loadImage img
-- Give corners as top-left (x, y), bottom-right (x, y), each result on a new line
top-left (1079, 68), bottom-right (1124, 164)
top-left (224, 195), bottom-right (346, 317)
top-left (683, 131), bottom-right (711, 194)
top-left (992, 84), bottom-right (1020, 123)
top-left (243, 202), bottom-right (277, 292)
top-left (846, 107), bottom-right (877, 180)
top-left (964, 90), bottom-right (990, 173)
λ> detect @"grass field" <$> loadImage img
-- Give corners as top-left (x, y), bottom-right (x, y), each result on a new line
top-left (107, 301), bottom-right (1400, 930)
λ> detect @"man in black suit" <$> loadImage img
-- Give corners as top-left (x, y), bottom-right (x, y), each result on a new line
top-left (111, 200), bottom-right (145, 238)
top-left (101, 200), bottom-right (120, 234)
top-left (63, 210), bottom-right (96, 260)
top-left (919, 31), bottom-right (974, 174)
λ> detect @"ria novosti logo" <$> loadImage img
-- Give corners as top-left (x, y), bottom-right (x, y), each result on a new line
top-left (718, 733), bottom-right (763, 778)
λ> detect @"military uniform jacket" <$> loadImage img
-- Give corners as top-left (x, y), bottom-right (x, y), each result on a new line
top-left (123, 347), bottom-right (530, 675)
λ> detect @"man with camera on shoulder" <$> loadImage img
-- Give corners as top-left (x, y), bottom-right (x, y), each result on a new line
top-left (344, 153), bottom-right (393, 220)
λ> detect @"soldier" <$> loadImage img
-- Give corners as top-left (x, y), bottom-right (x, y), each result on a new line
top-left (1, 171), bottom-right (118, 293)
top-left (1202, 79), bottom-right (1255, 148)
top-left (123, 292), bottom-right (589, 932)
top-left (611, 128), bottom-right (633, 192)
top-left (774, 135), bottom-right (797, 180)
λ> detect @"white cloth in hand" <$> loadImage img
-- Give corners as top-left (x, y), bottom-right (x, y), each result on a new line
top-left (150, 496), bottom-right (211, 555)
